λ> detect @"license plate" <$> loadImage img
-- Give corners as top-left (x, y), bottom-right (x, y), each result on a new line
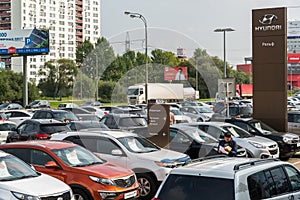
top-left (124, 190), bottom-right (137, 199)
top-left (297, 143), bottom-right (300, 147)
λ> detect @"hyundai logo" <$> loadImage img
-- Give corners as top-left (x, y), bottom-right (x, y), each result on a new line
top-left (259, 14), bottom-right (278, 25)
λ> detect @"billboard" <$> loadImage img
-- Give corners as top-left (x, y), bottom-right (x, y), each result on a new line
top-left (0, 29), bottom-right (49, 56)
top-left (164, 66), bottom-right (188, 81)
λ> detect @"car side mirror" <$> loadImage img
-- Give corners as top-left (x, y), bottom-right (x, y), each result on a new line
top-left (45, 161), bottom-right (59, 168)
top-left (111, 149), bottom-right (123, 156)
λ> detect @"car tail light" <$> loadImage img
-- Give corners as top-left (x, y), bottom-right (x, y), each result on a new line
top-left (104, 111), bottom-right (108, 115)
top-left (152, 198), bottom-right (160, 200)
top-left (34, 133), bottom-right (49, 139)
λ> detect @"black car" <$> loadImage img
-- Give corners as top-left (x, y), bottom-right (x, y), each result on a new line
top-left (169, 124), bottom-right (246, 159)
top-left (31, 109), bottom-right (78, 122)
top-left (223, 117), bottom-right (300, 160)
top-left (212, 101), bottom-right (253, 119)
top-left (7, 119), bottom-right (70, 142)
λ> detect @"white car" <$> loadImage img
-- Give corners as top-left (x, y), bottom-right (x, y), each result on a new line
top-left (0, 121), bottom-right (16, 144)
top-left (154, 157), bottom-right (300, 199)
top-left (170, 107), bottom-right (192, 124)
top-left (0, 150), bottom-right (74, 200)
top-left (4, 110), bottom-right (33, 125)
top-left (51, 130), bottom-right (191, 200)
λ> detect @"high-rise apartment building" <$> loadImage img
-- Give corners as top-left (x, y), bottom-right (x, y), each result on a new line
top-left (1, 0), bottom-right (101, 84)
top-left (0, 0), bottom-right (12, 69)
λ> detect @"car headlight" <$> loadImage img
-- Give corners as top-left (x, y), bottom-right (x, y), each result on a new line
top-left (89, 176), bottom-right (115, 186)
top-left (155, 161), bottom-right (178, 168)
top-left (249, 141), bottom-right (266, 149)
top-left (12, 192), bottom-right (40, 200)
top-left (283, 137), bottom-right (294, 144)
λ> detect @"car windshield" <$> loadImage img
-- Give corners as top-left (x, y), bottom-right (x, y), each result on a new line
top-left (51, 145), bottom-right (105, 167)
top-left (0, 123), bottom-right (16, 131)
top-left (222, 125), bottom-right (252, 138)
top-left (0, 103), bottom-right (9, 109)
top-left (29, 101), bottom-right (39, 106)
top-left (157, 174), bottom-right (234, 200)
top-left (0, 154), bottom-right (39, 181)
top-left (171, 109), bottom-right (183, 115)
top-left (197, 107), bottom-right (213, 113)
top-left (53, 112), bottom-right (78, 121)
top-left (249, 120), bottom-right (276, 134)
top-left (118, 136), bottom-right (159, 153)
top-left (181, 126), bottom-right (218, 143)
top-left (119, 117), bottom-right (147, 127)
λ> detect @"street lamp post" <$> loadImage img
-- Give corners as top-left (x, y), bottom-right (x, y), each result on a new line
top-left (214, 28), bottom-right (234, 78)
top-left (214, 28), bottom-right (234, 117)
top-left (125, 11), bottom-right (148, 104)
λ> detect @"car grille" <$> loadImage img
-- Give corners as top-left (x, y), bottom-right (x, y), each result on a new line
top-left (269, 149), bottom-right (278, 155)
top-left (41, 191), bottom-right (71, 200)
top-left (113, 174), bottom-right (136, 188)
top-left (268, 144), bottom-right (277, 149)
top-left (291, 139), bottom-right (299, 144)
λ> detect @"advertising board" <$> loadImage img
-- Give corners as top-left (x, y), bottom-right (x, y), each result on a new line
top-left (0, 29), bottom-right (49, 56)
top-left (164, 66), bottom-right (188, 81)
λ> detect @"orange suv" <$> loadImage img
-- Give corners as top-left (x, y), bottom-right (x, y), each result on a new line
top-left (0, 140), bottom-right (139, 200)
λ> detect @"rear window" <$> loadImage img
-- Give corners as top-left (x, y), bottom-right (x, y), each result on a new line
top-left (157, 174), bottom-right (234, 200)
top-left (40, 124), bottom-right (70, 134)
top-left (119, 117), bottom-right (146, 127)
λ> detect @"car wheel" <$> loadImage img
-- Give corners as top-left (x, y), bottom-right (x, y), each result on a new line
top-left (197, 118), bottom-right (204, 122)
top-left (137, 173), bottom-right (157, 200)
top-left (72, 188), bottom-right (91, 200)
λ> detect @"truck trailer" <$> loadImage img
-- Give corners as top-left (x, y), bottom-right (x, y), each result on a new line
top-left (127, 83), bottom-right (186, 104)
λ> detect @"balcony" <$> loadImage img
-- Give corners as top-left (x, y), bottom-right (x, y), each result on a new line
top-left (0, 0), bottom-right (10, 3)
top-left (76, 31), bottom-right (83, 36)
top-left (76, 6), bottom-right (83, 11)
top-left (75, 1), bottom-right (83, 6)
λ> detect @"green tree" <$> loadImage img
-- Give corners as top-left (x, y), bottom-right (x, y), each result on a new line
top-left (0, 69), bottom-right (39, 104)
top-left (38, 58), bottom-right (78, 99)
top-left (76, 40), bottom-right (94, 67)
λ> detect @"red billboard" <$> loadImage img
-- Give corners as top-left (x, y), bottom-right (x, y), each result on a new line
top-left (288, 54), bottom-right (300, 63)
top-left (164, 66), bottom-right (187, 81)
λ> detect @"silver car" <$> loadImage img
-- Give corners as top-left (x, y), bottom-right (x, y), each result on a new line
top-left (186, 121), bottom-right (279, 158)
top-left (50, 130), bottom-right (190, 200)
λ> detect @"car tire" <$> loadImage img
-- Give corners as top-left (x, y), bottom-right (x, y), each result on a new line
top-left (136, 173), bottom-right (157, 200)
top-left (72, 188), bottom-right (91, 200)
top-left (197, 118), bottom-right (204, 122)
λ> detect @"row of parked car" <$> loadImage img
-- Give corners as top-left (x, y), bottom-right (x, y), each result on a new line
top-left (1, 99), bottom-right (300, 199)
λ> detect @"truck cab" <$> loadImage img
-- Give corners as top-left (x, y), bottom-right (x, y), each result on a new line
top-left (127, 85), bottom-right (145, 104)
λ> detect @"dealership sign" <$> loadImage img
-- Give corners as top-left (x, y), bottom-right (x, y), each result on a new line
top-left (252, 7), bottom-right (287, 132)
top-left (0, 29), bottom-right (49, 56)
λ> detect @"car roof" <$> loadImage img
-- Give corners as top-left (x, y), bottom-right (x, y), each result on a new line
top-left (170, 157), bottom-right (286, 179)
top-left (0, 140), bottom-right (76, 149)
top-left (78, 130), bottom-right (138, 138)
top-left (23, 119), bottom-right (65, 124)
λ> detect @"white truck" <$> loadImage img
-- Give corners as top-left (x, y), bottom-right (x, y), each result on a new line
top-left (127, 83), bottom-right (195, 104)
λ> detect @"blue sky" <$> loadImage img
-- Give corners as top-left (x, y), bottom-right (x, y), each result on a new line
top-left (101, 0), bottom-right (300, 66)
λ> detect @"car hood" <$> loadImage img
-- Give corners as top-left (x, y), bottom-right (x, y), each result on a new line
top-left (74, 161), bottom-right (134, 178)
top-left (272, 131), bottom-right (299, 139)
top-left (241, 135), bottom-right (277, 146)
top-left (0, 173), bottom-right (70, 196)
top-left (135, 148), bottom-right (190, 163)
